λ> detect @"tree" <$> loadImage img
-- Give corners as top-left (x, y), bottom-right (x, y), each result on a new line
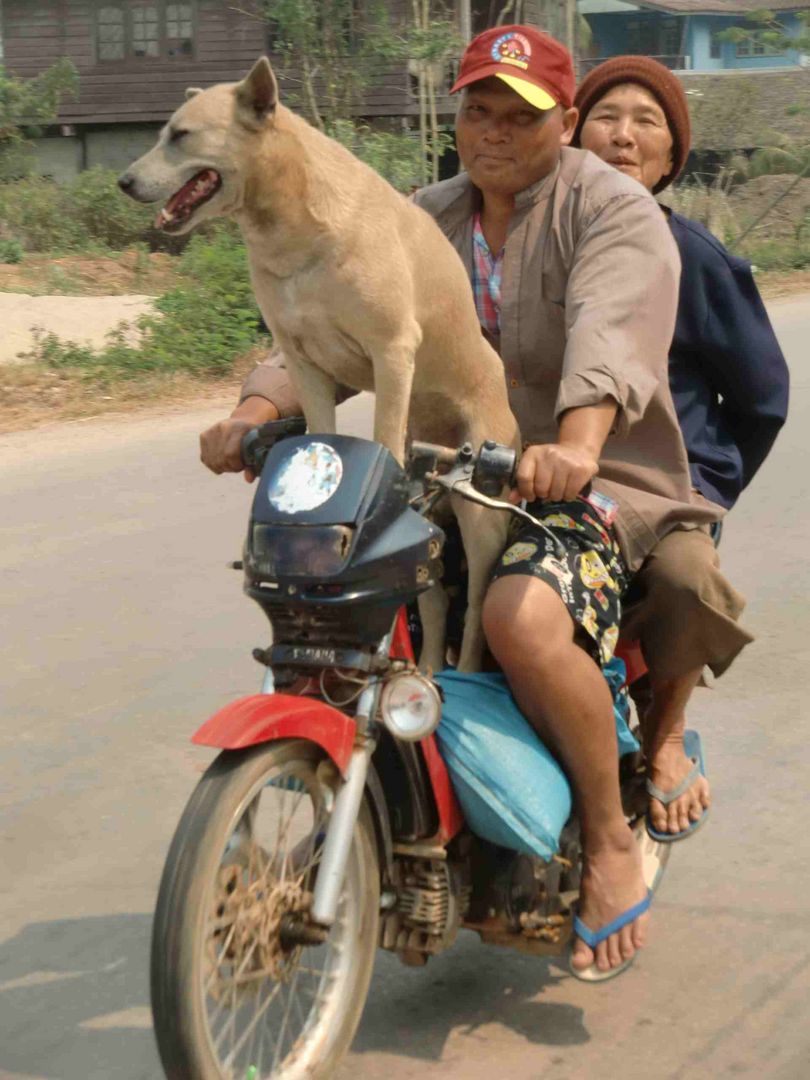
top-left (0, 58), bottom-right (79, 180)
top-left (716, 8), bottom-right (810, 58)
top-left (258, 0), bottom-right (386, 132)
top-left (234, 0), bottom-right (458, 188)
top-left (406, 2), bottom-right (459, 183)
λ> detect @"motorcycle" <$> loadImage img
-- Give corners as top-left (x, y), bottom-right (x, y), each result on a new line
top-left (150, 421), bottom-right (668, 1080)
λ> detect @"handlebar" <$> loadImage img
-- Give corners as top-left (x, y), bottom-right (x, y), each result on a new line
top-left (409, 439), bottom-right (517, 496)
top-left (238, 424), bottom-right (566, 557)
top-left (240, 423), bottom-right (518, 496)
top-left (409, 439), bottom-right (568, 559)
top-left (241, 416), bottom-right (308, 474)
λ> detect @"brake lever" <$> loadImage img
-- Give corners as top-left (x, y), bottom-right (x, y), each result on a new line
top-left (431, 466), bottom-right (567, 559)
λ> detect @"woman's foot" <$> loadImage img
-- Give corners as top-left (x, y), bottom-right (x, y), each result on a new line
top-left (570, 830), bottom-right (650, 976)
top-left (648, 734), bottom-right (710, 836)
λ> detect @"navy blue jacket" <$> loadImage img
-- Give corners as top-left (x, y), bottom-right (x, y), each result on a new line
top-left (666, 210), bottom-right (789, 510)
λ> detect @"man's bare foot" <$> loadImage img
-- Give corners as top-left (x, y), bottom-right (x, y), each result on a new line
top-left (648, 734), bottom-right (710, 836)
top-left (570, 830), bottom-right (650, 975)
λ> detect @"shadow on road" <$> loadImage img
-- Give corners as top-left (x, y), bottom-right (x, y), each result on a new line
top-left (349, 934), bottom-right (589, 1062)
top-left (0, 920), bottom-right (588, 1078)
top-left (0, 913), bottom-right (159, 1080)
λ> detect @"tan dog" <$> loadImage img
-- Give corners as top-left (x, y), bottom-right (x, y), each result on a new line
top-left (120, 57), bottom-right (519, 672)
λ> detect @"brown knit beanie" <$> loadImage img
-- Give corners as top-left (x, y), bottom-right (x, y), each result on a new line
top-left (573, 56), bottom-right (691, 193)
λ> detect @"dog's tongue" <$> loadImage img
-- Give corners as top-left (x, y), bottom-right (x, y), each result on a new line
top-left (155, 169), bottom-right (218, 228)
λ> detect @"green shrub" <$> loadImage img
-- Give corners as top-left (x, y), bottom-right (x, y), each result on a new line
top-left (330, 119), bottom-right (424, 192)
top-left (0, 58), bottom-right (79, 181)
top-left (0, 175), bottom-right (79, 251)
top-left (30, 227), bottom-right (266, 379)
top-left (747, 144), bottom-right (810, 179)
top-left (0, 237), bottom-right (23, 263)
top-left (69, 166), bottom-right (153, 249)
top-left (142, 228), bottom-right (263, 374)
top-left (738, 237), bottom-right (810, 271)
top-left (0, 167), bottom-right (153, 252)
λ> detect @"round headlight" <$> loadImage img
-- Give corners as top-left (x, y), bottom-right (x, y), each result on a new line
top-left (380, 673), bottom-right (442, 742)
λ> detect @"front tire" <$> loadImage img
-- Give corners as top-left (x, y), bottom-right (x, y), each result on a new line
top-left (151, 739), bottom-right (380, 1079)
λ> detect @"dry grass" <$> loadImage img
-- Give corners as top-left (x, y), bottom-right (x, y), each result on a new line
top-left (756, 269), bottom-right (810, 300)
top-left (0, 249), bottom-right (180, 296)
top-left (1, 244), bottom-right (807, 435)
top-left (0, 346), bottom-right (263, 433)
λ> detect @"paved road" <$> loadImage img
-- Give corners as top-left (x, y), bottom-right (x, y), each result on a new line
top-left (1, 297), bottom-right (808, 1080)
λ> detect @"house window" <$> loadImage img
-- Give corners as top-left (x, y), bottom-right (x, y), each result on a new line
top-left (735, 21), bottom-right (784, 57)
top-left (625, 18), bottom-right (657, 56)
top-left (96, 2), bottom-right (196, 62)
top-left (735, 37), bottom-right (783, 57)
top-left (98, 5), bottom-right (126, 61)
top-left (166, 3), bottom-right (194, 58)
top-left (625, 15), bottom-right (682, 58)
top-left (710, 33), bottom-right (721, 59)
top-left (132, 4), bottom-right (160, 58)
top-left (659, 17), bottom-right (681, 57)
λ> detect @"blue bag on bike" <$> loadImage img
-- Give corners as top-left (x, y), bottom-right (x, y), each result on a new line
top-left (435, 661), bottom-right (638, 862)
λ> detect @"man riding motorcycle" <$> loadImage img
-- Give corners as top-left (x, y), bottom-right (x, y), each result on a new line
top-left (201, 26), bottom-right (722, 980)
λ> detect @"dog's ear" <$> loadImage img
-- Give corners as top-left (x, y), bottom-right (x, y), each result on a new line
top-left (185, 87), bottom-right (203, 100)
top-left (236, 57), bottom-right (278, 127)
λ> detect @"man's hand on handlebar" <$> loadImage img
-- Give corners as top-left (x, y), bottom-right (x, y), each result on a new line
top-left (199, 396), bottom-right (280, 482)
top-left (510, 443), bottom-right (599, 504)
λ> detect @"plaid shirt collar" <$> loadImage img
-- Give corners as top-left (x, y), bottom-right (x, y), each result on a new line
top-left (472, 212), bottom-right (504, 336)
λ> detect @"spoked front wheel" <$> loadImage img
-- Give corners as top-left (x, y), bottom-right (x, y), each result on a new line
top-left (151, 739), bottom-right (380, 1079)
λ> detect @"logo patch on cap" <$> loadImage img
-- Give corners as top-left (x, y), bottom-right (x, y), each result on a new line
top-left (491, 31), bottom-right (532, 71)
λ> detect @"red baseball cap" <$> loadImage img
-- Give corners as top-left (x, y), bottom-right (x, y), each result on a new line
top-left (450, 25), bottom-right (575, 111)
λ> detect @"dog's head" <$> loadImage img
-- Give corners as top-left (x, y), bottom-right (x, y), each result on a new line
top-left (118, 58), bottom-right (278, 234)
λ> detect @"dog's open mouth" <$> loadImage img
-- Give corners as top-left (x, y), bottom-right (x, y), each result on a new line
top-left (155, 169), bottom-right (222, 230)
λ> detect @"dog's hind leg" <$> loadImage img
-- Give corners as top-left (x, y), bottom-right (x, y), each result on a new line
top-left (452, 497), bottom-right (510, 673)
top-left (417, 583), bottom-right (450, 674)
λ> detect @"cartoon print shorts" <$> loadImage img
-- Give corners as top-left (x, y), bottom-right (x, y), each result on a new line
top-left (491, 494), bottom-right (629, 666)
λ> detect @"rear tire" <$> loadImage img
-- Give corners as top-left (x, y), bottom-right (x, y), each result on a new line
top-left (151, 739), bottom-right (380, 1079)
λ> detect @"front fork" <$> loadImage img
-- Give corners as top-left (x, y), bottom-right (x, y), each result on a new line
top-left (259, 635), bottom-right (388, 930)
top-left (311, 722), bottom-right (377, 927)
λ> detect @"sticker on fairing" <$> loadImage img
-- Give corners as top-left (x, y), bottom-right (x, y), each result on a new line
top-left (267, 441), bottom-right (343, 513)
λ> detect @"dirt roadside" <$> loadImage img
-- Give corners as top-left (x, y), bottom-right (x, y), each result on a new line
top-left (0, 292), bottom-right (155, 364)
top-left (0, 359), bottom-right (253, 434)
top-left (0, 250), bottom-right (178, 296)
top-left (2, 271), bottom-right (808, 434)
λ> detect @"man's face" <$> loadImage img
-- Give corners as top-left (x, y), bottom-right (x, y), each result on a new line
top-left (578, 83), bottom-right (674, 192)
top-left (455, 78), bottom-right (577, 197)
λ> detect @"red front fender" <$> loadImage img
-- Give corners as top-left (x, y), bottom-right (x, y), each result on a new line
top-left (192, 694), bottom-right (357, 777)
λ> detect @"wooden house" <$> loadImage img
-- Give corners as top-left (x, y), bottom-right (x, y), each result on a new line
top-left (0, 0), bottom-right (552, 179)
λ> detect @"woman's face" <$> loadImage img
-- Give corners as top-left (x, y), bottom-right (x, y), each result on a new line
top-left (579, 83), bottom-right (674, 192)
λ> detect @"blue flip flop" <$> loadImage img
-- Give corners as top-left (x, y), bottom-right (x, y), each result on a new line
top-left (569, 890), bottom-right (652, 983)
top-left (646, 729), bottom-right (709, 844)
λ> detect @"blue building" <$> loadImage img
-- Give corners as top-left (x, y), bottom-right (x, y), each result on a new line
top-left (580, 0), bottom-right (809, 72)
